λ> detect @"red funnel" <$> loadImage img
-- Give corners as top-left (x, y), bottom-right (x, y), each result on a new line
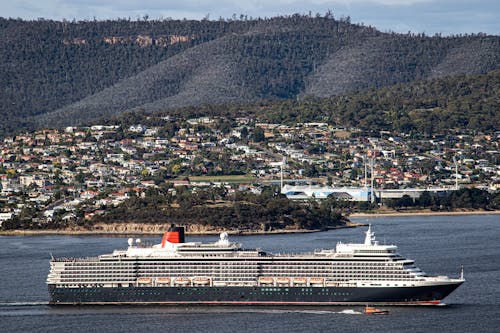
top-left (161, 226), bottom-right (185, 247)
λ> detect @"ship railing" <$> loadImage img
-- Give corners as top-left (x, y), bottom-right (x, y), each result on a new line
top-left (325, 281), bottom-right (357, 287)
top-left (52, 257), bottom-right (99, 262)
top-left (314, 249), bottom-right (336, 256)
top-left (423, 275), bottom-right (453, 281)
top-left (52, 281), bottom-right (136, 288)
top-left (273, 252), bottom-right (314, 257)
top-left (236, 252), bottom-right (263, 257)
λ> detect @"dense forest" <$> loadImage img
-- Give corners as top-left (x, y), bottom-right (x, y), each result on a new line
top-left (1, 14), bottom-right (498, 133)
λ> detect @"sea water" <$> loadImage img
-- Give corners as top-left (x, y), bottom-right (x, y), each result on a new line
top-left (0, 215), bottom-right (499, 332)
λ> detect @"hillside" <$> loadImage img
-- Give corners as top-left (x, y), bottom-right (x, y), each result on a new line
top-left (0, 15), bottom-right (499, 133)
top-left (260, 70), bottom-right (500, 134)
top-left (109, 70), bottom-right (499, 135)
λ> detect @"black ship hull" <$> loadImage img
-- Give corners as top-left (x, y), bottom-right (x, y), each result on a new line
top-left (48, 282), bottom-right (462, 305)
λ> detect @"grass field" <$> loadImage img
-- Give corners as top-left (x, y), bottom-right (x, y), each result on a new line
top-left (187, 175), bottom-right (255, 183)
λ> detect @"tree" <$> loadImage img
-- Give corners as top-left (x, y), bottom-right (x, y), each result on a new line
top-left (399, 195), bottom-right (414, 208)
top-left (240, 126), bottom-right (248, 139)
top-left (253, 126), bottom-right (265, 142)
top-left (75, 172), bottom-right (86, 184)
top-left (418, 191), bottom-right (433, 207)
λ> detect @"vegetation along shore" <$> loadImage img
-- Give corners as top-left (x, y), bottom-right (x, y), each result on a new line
top-left (350, 209), bottom-right (500, 218)
top-left (2, 185), bottom-right (498, 236)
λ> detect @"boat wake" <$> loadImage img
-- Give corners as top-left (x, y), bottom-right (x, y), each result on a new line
top-left (0, 302), bottom-right (48, 307)
top-left (286, 309), bottom-right (362, 315)
top-left (240, 309), bottom-right (362, 315)
top-left (339, 309), bottom-right (362, 315)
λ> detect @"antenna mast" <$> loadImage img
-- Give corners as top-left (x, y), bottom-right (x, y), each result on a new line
top-left (280, 156), bottom-right (286, 191)
top-left (453, 156), bottom-right (458, 190)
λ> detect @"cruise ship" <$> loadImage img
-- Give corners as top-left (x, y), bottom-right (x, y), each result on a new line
top-left (47, 225), bottom-right (464, 305)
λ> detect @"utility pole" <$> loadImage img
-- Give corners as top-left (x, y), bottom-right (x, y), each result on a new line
top-left (364, 155), bottom-right (368, 188)
top-left (369, 140), bottom-right (377, 204)
top-left (280, 156), bottom-right (286, 192)
top-left (453, 156), bottom-right (458, 190)
top-left (370, 157), bottom-right (375, 204)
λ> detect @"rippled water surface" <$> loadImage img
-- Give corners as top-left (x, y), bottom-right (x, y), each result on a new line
top-left (1, 215), bottom-right (499, 332)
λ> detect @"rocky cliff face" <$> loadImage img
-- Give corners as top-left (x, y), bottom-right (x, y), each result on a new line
top-left (67, 222), bottom-right (318, 234)
top-left (89, 222), bottom-right (230, 234)
top-left (102, 35), bottom-right (194, 47)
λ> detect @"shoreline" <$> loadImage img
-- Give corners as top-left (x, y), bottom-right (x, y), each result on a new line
top-left (0, 228), bottom-right (323, 237)
top-left (1, 210), bottom-right (497, 236)
top-left (0, 222), bottom-right (365, 237)
top-left (350, 209), bottom-right (500, 218)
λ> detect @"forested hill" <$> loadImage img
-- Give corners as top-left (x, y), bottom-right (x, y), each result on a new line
top-left (1, 14), bottom-right (499, 133)
top-left (108, 70), bottom-right (499, 135)
top-left (256, 70), bottom-right (500, 134)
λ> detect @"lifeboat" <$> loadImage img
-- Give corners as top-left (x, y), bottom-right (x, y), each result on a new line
top-left (326, 281), bottom-right (340, 287)
top-left (213, 281), bottom-right (227, 287)
top-left (174, 277), bottom-right (190, 286)
top-left (276, 277), bottom-right (290, 285)
top-left (309, 277), bottom-right (325, 286)
top-left (156, 277), bottom-right (171, 285)
top-left (193, 277), bottom-right (210, 285)
top-left (258, 277), bottom-right (274, 285)
top-left (137, 277), bottom-right (152, 284)
top-left (364, 306), bottom-right (389, 315)
top-left (292, 277), bottom-right (307, 285)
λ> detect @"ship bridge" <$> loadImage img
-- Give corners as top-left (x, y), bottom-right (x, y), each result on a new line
top-left (335, 225), bottom-right (398, 257)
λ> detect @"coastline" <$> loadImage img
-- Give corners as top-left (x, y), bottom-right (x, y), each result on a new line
top-left (0, 228), bottom-right (322, 237)
top-left (350, 209), bottom-right (500, 218)
top-left (0, 222), bottom-right (364, 237)
top-left (1, 211), bottom-right (497, 236)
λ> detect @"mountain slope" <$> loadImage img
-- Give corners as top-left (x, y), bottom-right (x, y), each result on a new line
top-left (104, 70), bottom-right (499, 134)
top-left (260, 70), bottom-right (500, 134)
top-left (304, 35), bottom-right (499, 97)
top-left (29, 16), bottom-right (372, 127)
top-left (1, 15), bottom-right (499, 131)
top-left (33, 35), bottom-right (257, 127)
